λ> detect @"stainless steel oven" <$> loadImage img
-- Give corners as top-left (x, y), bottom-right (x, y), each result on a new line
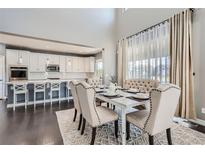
top-left (9, 66), bottom-right (28, 81)
top-left (46, 64), bottom-right (60, 72)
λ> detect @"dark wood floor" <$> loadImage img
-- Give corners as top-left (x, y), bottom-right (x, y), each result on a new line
top-left (0, 100), bottom-right (73, 145)
top-left (0, 99), bottom-right (205, 145)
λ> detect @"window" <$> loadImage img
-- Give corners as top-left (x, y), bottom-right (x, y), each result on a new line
top-left (126, 21), bottom-right (170, 83)
top-left (95, 59), bottom-right (103, 78)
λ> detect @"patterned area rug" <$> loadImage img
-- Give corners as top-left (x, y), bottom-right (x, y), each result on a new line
top-left (56, 109), bottom-right (205, 145)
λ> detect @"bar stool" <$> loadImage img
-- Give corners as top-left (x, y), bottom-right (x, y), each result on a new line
top-left (13, 83), bottom-right (28, 111)
top-left (50, 82), bottom-right (61, 106)
top-left (34, 82), bottom-right (46, 109)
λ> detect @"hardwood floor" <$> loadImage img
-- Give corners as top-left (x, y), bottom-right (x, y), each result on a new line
top-left (0, 99), bottom-right (205, 145)
top-left (0, 100), bottom-right (73, 145)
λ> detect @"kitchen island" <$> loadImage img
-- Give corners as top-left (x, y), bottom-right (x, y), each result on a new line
top-left (6, 79), bottom-right (73, 109)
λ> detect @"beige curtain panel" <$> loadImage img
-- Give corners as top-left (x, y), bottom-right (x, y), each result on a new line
top-left (117, 39), bottom-right (127, 86)
top-left (169, 9), bottom-right (196, 119)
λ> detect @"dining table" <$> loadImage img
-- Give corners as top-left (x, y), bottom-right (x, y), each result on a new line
top-left (95, 88), bottom-right (150, 145)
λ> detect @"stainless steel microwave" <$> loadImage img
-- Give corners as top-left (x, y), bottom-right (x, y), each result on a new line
top-left (46, 64), bottom-right (60, 72)
top-left (9, 66), bottom-right (28, 81)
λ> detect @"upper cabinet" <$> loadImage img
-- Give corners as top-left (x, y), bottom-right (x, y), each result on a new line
top-left (47, 54), bottom-right (60, 65)
top-left (6, 49), bottom-right (29, 66)
top-left (65, 56), bottom-right (73, 72)
top-left (6, 49), bottom-right (95, 74)
top-left (59, 56), bottom-right (66, 72)
top-left (29, 53), bottom-right (47, 72)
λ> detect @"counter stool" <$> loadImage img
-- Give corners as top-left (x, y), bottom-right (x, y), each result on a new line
top-left (50, 82), bottom-right (61, 106)
top-left (13, 83), bottom-right (28, 111)
top-left (34, 82), bottom-right (46, 109)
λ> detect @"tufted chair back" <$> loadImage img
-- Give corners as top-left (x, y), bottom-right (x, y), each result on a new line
top-left (69, 80), bottom-right (81, 113)
top-left (76, 81), bottom-right (101, 127)
top-left (87, 78), bottom-right (102, 88)
top-left (145, 84), bottom-right (181, 135)
top-left (123, 79), bottom-right (159, 92)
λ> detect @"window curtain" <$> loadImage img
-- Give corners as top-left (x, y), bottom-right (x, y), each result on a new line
top-left (117, 39), bottom-right (127, 86)
top-left (170, 9), bottom-right (196, 119)
top-left (126, 21), bottom-right (170, 83)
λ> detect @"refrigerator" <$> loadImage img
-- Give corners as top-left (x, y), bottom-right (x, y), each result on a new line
top-left (0, 55), bottom-right (5, 99)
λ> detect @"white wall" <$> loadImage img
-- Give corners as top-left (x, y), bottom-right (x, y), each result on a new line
top-left (0, 8), bottom-right (117, 79)
top-left (116, 8), bottom-right (184, 40)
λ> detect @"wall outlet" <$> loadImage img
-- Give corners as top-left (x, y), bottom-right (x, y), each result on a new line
top-left (201, 108), bottom-right (205, 114)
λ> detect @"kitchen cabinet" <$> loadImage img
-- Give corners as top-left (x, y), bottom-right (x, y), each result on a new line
top-left (29, 53), bottom-right (47, 72)
top-left (6, 49), bottom-right (29, 66)
top-left (65, 56), bottom-right (73, 72)
top-left (84, 57), bottom-right (90, 72)
top-left (89, 57), bottom-right (95, 72)
top-left (59, 56), bottom-right (66, 72)
top-left (47, 54), bottom-right (59, 65)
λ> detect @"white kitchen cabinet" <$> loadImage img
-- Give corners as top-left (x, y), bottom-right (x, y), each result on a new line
top-left (59, 56), bottom-right (66, 72)
top-left (6, 49), bottom-right (29, 66)
top-left (78, 57), bottom-right (85, 72)
top-left (48, 54), bottom-right (59, 65)
top-left (84, 57), bottom-right (90, 72)
top-left (29, 53), bottom-right (47, 72)
top-left (38, 54), bottom-right (47, 72)
top-left (72, 57), bottom-right (79, 72)
top-left (65, 56), bottom-right (73, 72)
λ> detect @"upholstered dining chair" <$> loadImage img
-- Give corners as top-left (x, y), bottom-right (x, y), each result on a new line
top-left (69, 80), bottom-right (82, 131)
top-left (126, 84), bottom-right (181, 145)
top-left (76, 81), bottom-right (119, 145)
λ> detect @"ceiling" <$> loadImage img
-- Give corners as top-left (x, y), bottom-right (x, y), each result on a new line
top-left (0, 32), bottom-right (102, 55)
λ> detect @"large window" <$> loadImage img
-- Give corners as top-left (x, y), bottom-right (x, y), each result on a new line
top-left (95, 59), bottom-right (103, 78)
top-left (127, 21), bottom-right (170, 83)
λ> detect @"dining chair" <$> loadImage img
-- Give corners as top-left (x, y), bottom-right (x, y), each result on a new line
top-left (69, 80), bottom-right (82, 130)
top-left (76, 81), bottom-right (119, 145)
top-left (126, 84), bottom-right (181, 145)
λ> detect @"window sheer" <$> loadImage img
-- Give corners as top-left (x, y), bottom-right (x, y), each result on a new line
top-left (126, 21), bottom-right (170, 83)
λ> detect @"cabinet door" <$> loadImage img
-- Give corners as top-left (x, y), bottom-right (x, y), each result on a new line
top-left (18, 50), bottom-right (29, 65)
top-left (59, 56), bottom-right (66, 72)
top-left (29, 52), bottom-right (39, 72)
top-left (6, 49), bottom-right (19, 65)
top-left (72, 57), bottom-right (79, 72)
top-left (38, 53), bottom-right (47, 72)
top-left (89, 57), bottom-right (95, 72)
top-left (78, 57), bottom-right (85, 72)
top-left (48, 54), bottom-right (59, 65)
top-left (84, 57), bottom-right (90, 72)
top-left (66, 57), bottom-right (73, 72)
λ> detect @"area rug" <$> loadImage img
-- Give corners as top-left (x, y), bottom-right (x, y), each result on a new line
top-left (56, 109), bottom-right (205, 145)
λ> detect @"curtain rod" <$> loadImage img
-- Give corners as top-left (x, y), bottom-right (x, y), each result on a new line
top-left (126, 19), bottom-right (169, 39)
top-left (126, 8), bottom-right (195, 39)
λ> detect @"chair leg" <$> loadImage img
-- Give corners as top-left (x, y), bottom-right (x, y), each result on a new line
top-left (73, 109), bottom-right (77, 122)
top-left (126, 121), bottom-right (130, 140)
top-left (90, 127), bottom-right (96, 145)
top-left (149, 135), bottom-right (154, 145)
top-left (166, 128), bottom-right (172, 145)
top-left (81, 118), bottom-right (86, 135)
top-left (113, 105), bottom-right (115, 110)
top-left (107, 103), bottom-right (109, 108)
top-left (78, 114), bottom-right (82, 130)
top-left (114, 120), bottom-right (118, 138)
